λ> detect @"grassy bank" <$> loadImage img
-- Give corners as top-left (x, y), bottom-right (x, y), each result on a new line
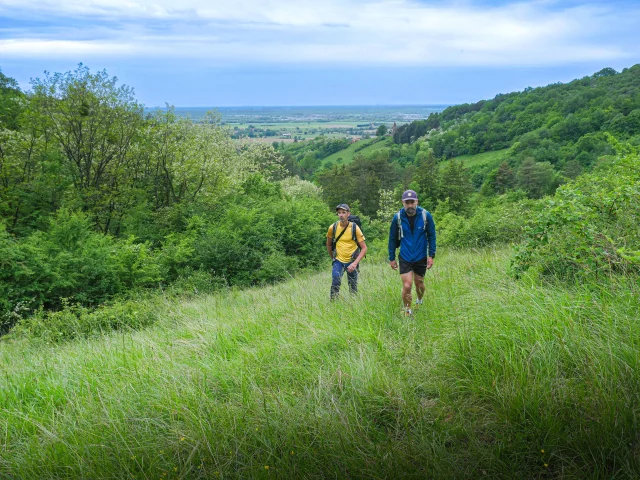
top-left (441, 148), bottom-right (509, 170)
top-left (1, 249), bottom-right (639, 478)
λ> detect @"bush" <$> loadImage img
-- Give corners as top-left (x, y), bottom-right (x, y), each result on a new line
top-left (437, 195), bottom-right (539, 248)
top-left (0, 210), bottom-right (163, 331)
top-left (513, 138), bottom-right (640, 280)
top-left (10, 297), bottom-right (162, 342)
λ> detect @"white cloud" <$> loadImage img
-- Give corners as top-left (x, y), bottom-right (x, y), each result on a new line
top-left (0, 0), bottom-right (637, 66)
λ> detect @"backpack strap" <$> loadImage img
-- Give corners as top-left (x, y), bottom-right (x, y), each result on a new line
top-left (396, 210), bottom-right (404, 240)
top-left (351, 222), bottom-right (357, 242)
top-left (333, 222), bottom-right (349, 246)
top-left (422, 209), bottom-right (427, 232)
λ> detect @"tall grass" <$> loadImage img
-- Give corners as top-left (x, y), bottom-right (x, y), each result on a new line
top-left (1, 249), bottom-right (639, 478)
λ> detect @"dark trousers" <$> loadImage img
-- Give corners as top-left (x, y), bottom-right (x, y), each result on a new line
top-left (330, 260), bottom-right (358, 299)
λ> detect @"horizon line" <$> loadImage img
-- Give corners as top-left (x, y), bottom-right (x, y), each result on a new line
top-left (146, 104), bottom-right (451, 109)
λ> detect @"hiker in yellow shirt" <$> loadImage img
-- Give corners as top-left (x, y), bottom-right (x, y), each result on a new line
top-left (326, 204), bottom-right (367, 300)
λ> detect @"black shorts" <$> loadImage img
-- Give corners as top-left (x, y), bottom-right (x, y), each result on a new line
top-left (399, 256), bottom-right (427, 277)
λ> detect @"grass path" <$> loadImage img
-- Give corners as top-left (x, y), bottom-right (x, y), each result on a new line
top-left (1, 249), bottom-right (639, 478)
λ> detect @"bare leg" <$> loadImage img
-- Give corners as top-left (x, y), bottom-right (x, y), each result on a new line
top-left (400, 272), bottom-right (414, 308)
top-left (414, 274), bottom-right (425, 301)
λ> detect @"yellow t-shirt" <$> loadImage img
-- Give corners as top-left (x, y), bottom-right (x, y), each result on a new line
top-left (327, 222), bottom-right (365, 263)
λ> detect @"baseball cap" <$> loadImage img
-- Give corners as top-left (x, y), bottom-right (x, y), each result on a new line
top-left (335, 203), bottom-right (351, 212)
top-left (402, 190), bottom-right (418, 201)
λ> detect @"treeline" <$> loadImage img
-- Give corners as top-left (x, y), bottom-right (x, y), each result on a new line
top-left (391, 66), bottom-right (640, 194)
top-left (395, 66), bottom-right (639, 155)
top-left (0, 65), bottom-right (333, 332)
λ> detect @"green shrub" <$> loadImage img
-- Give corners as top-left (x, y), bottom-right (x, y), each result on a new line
top-left (10, 297), bottom-right (162, 342)
top-left (0, 210), bottom-right (163, 331)
top-left (437, 195), bottom-right (539, 248)
top-left (513, 138), bottom-right (640, 280)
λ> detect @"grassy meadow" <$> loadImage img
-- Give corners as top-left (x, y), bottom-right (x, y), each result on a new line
top-left (441, 149), bottom-right (509, 170)
top-left (322, 138), bottom-right (390, 166)
top-left (2, 248), bottom-right (639, 479)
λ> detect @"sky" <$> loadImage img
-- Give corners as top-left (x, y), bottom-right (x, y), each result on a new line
top-left (1, 0), bottom-right (639, 107)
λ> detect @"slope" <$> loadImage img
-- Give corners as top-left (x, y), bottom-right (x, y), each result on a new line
top-left (1, 249), bottom-right (639, 478)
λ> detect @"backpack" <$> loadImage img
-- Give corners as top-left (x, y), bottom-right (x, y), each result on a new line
top-left (332, 215), bottom-right (363, 260)
top-left (395, 209), bottom-right (427, 248)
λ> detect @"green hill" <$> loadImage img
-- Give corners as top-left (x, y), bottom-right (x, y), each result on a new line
top-left (321, 137), bottom-right (390, 166)
top-left (2, 248), bottom-right (639, 478)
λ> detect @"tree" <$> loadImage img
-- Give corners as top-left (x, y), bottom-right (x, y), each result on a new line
top-left (517, 158), bottom-right (556, 198)
top-left (438, 160), bottom-right (473, 213)
top-left (413, 150), bottom-right (439, 207)
top-left (0, 68), bottom-right (25, 130)
top-left (493, 162), bottom-right (516, 194)
top-left (376, 124), bottom-right (388, 136)
top-left (29, 65), bottom-right (144, 233)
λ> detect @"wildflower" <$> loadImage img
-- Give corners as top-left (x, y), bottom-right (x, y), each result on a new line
top-left (544, 464), bottom-right (548, 468)
top-left (265, 465), bottom-right (269, 470)
top-left (180, 436), bottom-right (185, 441)
top-left (541, 449), bottom-right (545, 453)
top-left (290, 451), bottom-right (294, 455)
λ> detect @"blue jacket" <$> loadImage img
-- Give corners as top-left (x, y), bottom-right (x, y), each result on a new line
top-left (388, 206), bottom-right (436, 262)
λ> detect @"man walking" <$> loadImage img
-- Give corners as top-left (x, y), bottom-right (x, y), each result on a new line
top-left (388, 190), bottom-right (436, 316)
top-left (326, 204), bottom-right (367, 300)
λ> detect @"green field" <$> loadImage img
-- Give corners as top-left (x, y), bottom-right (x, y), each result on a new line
top-left (2, 248), bottom-right (639, 478)
top-left (441, 148), bottom-right (509, 170)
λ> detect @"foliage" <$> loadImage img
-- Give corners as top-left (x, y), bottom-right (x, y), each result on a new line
top-left (437, 193), bottom-right (539, 247)
top-left (513, 138), bottom-right (640, 280)
top-left (279, 175), bottom-right (323, 199)
top-left (0, 210), bottom-right (162, 331)
top-left (316, 152), bottom-right (399, 217)
top-left (0, 67), bottom-right (25, 130)
top-left (10, 296), bottom-right (162, 341)
top-left (277, 136), bottom-right (351, 178)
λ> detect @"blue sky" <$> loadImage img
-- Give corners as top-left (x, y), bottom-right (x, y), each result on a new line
top-left (1, 0), bottom-right (639, 107)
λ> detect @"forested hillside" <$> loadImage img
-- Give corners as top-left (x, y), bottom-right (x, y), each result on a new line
top-left (275, 65), bottom-right (639, 220)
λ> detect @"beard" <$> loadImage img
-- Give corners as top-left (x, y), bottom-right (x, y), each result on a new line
top-left (405, 206), bottom-right (416, 216)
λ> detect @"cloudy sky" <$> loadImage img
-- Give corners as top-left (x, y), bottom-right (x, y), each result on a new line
top-left (1, 0), bottom-right (639, 106)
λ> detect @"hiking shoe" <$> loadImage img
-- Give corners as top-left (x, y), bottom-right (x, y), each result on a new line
top-left (415, 299), bottom-right (423, 307)
top-left (403, 308), bottom-right (413, 318)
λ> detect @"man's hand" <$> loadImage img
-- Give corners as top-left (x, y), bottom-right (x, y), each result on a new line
top-left (389, 260), bottom-right (398, 270)
top-left (427, 257), bottom-right (434, 270)
top-left (347, 262), bottom-right (358, 273)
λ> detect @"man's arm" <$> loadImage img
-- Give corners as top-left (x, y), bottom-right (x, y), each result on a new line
top-left (388, 215), bottom-right (398, 269)
top-left (426, 212), bottom-right (436, 269)
top-left (326, 237), bottom-right (334, 260)
top-left (347, 240), bottom-right (367, 272)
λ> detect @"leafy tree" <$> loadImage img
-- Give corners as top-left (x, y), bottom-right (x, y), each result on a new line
top-left (29, 65), bottom-right (145, 233)
top-left (438, 160), bottom-right (473, 213)
top-left (0, 68), bottom-right (25, 130)
top-left (413, 149), bottom-right (439, 207)
top-left (517, 158), bottom-right (557, 198)
top-left (376, 124), bottom-right (388, 136)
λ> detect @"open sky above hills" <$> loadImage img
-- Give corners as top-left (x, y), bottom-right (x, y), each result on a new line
top-left (1, 0), bottom-right (639, 106)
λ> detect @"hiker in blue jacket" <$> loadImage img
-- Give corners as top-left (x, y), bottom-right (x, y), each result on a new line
top-left (388, 190), bottom-right (436, 317)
